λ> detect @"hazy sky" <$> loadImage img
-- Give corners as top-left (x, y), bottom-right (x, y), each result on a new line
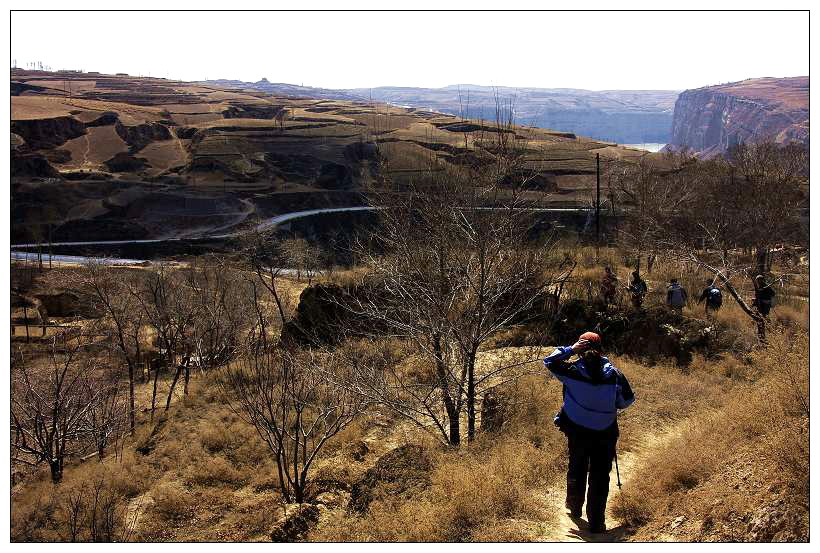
top-left (10, 10), bottom-right (809, 91)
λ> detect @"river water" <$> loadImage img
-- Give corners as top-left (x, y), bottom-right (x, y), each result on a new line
top-left (621, 143), bottom-right (666, 152)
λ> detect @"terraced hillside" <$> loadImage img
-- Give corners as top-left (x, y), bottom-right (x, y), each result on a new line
top-left (11, 70), bottom-right (648, 243)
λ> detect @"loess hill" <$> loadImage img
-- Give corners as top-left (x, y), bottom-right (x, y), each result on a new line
top-left (11, 70), bottom-right (648, 244)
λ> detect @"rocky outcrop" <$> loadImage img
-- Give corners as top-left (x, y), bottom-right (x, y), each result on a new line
top-left (33, 291), bottom-right (100, 318)
top-left (175, 126), bottom-right (199, 139)
top-left (85, 111), bottom-right (119, 127)
top-left (11, 151), bottom-right (60, 178)
top-left (10, 116), bottom-right (87, 149)
top-left (104, 152), bottom-right (150, 172)
top-left (550, 300), bottom-right (722, 366)
top-left (222, 104), bottom-right (286, 119)
top-left (667, 77), bottom-right (809, 157)
top-left (115, 121), bottom-right (172, 153)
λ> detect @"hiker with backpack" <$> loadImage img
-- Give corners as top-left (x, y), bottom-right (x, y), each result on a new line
top-left (697, 280), bottom-right (723, 313)
top-left (666, 279), bottom-right (688, 313)
top-left (544, 332), bottom-right (635, 534)
top-left (628, 270), bottom-right (648, 309)
top-left (753, 275), bottom-right (776, 317)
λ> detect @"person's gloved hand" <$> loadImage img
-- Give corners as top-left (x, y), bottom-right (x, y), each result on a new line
top-left (571, 339), bottom-right (590, 354)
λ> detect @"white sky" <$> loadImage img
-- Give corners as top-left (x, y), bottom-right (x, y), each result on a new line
top-left (9, 8), bottom-right (811, 91)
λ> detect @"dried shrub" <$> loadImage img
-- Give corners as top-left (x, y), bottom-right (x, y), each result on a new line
top-left (150, 482), bottom-right (194, 522)
top-left (184, 456), bottom-right (245, 488)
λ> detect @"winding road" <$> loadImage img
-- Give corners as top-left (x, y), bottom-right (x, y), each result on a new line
top-left (10, 205), bottom-right (588, 266)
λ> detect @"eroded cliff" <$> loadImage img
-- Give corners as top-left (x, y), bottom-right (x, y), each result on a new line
top-left (667, 76), bottom-right (808, 156)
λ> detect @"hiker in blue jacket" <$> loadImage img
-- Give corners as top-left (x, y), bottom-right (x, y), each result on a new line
top-left (666, 278), bottom-right (688, 312)
top-left (697, 279), bottom-right (723, 313)
top-left (544, 331), bottom-right (635, 534)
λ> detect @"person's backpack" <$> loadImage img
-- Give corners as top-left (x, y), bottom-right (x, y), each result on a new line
top-left (707, 287), bottom-right (722, 308)
top-left (759, 286), bottom-right (775, 305)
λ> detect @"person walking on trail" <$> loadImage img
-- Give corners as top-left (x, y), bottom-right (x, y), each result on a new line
top-left (544, 332), bottom-right (635, 534)
top-left (697, 279), bottom-right (723, 313)
top-left (666, 279), bottom-right (688, 312)
top-left (628, 270), bottom-right (648, 309)
top-left (601, 267), bottom-right (619, 306)
top-left (753, 275), bottom-right (776, 317)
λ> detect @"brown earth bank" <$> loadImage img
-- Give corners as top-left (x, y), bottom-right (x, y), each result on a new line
top-left (666, 76), bottom-right (809, 157)
top-left (12, 70), bottom-right (650, 241)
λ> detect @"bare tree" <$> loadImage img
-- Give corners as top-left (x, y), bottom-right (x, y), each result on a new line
top-left (724, 141), bottom-right (808, 274)
top-left (622, 141), bottom-right (808, 340)
top-left (335, 97), bottom-right (563, 445)
top-left (80, 363), bottom-right (127, 462)
top-left (11, 331), bottom-right (101, 483)
top-left (220, 347), bottom-right (368, 503)
top-left (59, 475), bottom-right (137, 542)
top-left (609, 149), bottom-right (698, 272)
top-left (128, 264), bottom-right (199, 417)
top-left (186, 257), bottom-right (253, 378)
top-left (274, 108), bottom-right (290, 131)
top-left (80, 262), bottom-right (144, 434)
top-left (280, 237), bottom-right (324, 284)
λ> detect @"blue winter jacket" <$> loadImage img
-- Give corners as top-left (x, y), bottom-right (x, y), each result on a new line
top-left (544, 346), bottom-right (635, 432)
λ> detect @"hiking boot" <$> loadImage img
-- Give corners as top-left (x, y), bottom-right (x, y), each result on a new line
top-left (588, 522), bottom-right (607, 534)
top-left (565, 501), bottom-right (582, 518)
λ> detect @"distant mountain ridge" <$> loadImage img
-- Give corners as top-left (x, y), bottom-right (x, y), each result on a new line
top-left (201, 78), bottom-right (679, 143)
top-left (201, 78), bottom-right (366, 101)
top-left (344, 85), bottom-right (680, 144)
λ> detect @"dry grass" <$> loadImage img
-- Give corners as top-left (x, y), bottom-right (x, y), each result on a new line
top-left (9, 333), bottom-right (766, 542)
top-left (612, 331), bottom-right (809, 541)
top-left (311, 353), bottom-right (740, 542)
top-left (10, 250), bottom-right (808, 542)
top-left (313, 437), bottom-right (557, 542)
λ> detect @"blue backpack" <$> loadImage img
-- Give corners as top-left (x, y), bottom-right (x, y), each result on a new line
top-left (707, 287), bottom-right (722, 307)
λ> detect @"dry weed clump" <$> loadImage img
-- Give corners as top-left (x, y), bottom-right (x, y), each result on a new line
top-left (772, 303), bottom-right (809, 331)
top-left (150, 481), bottom-right (195, 522)
top-left (612, 331), bottom-right (809, 540)
top-left (11, 463), bottom-right (138, 542)
top-left (108, 451), bottom-right (154, 499)
top-left (184, 455), bottom-right (246, 488)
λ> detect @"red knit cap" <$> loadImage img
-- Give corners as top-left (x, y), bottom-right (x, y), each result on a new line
top-left (579, 332), bottom-right (602, 346)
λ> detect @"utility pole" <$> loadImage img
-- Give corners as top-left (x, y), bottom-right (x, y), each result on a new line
top-left (595, 153), bottom-right (601, 248)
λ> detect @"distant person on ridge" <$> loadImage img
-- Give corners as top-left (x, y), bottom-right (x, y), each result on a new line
top-left (544, 332), bottom-right (635, 534)
top-left (601, 267), bottom-right (618, 306)
top-left (628, 270), bottom-right (648, 309)
top-left (666, 279), bottom-right (688, 312)
top-left (697, 279), bottom-right (723, 314)
top-left (753, 275), bottom-right (776, 317)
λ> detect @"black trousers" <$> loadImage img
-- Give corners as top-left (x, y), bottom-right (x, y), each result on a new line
top-left (565, 429), bottom-right (617, 528)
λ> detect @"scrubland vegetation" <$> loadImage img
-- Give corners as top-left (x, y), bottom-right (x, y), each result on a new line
top-left (10, 124), bottom-right (809, 542)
